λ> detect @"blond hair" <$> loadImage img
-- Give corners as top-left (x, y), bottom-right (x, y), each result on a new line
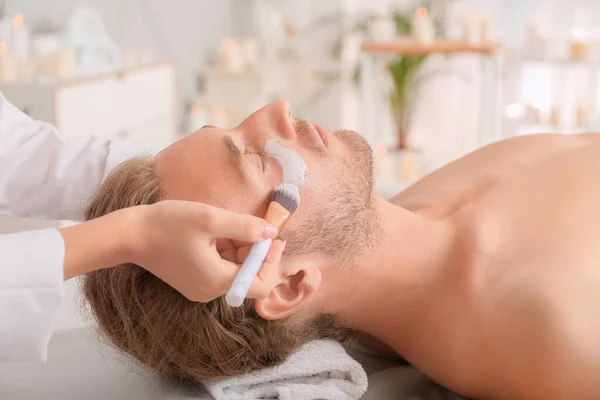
top-left (82, 157), bottom-right (347, 383)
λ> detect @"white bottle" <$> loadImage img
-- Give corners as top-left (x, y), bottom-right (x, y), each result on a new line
top-left (412, 8), bottom-right (435, 45)
top-left (9, 13), bottom-right (30, 60)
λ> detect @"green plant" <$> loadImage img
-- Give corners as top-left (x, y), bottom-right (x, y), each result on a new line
top-left (389, 55), bottom-right (426, 148)
top-left (387, 2), bottom-right (444, 148)
top-left (325, 1), bottom-right (445, 149)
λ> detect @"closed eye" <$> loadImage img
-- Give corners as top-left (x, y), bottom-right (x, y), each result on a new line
top-left (244, 149), bottom-right (268, 172)
top-left (257, 149), bottom-right (268, 172)
top-left (224, 134), bottom-right (267, 175)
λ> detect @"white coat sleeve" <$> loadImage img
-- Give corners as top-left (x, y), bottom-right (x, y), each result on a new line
top-left (0, 92), bottom-right (154, 221)
top-left (0, 229), bottom-right (64, 361)
top-left (0, 93), bottom-right (157, 361)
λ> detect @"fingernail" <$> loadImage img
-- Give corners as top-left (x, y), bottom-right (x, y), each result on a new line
top-left (262, 224), bottom-right (278, 238)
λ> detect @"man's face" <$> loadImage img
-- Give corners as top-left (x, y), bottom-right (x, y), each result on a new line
top-left (155, 100), bottom-right (375, 266)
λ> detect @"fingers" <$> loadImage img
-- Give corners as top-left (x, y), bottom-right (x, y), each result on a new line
top-left (190, 256), bottom-right (241, 303)
top-left (247, 240), bottom-right (286, 299)
top-left (198, 205), bottom-right (278, 242)
top-left (191, 239), bottom-right (285, 304)
top-left (216, 238), bottom-right (238, 263)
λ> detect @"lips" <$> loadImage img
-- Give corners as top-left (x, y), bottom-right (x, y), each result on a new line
top-left (313, 123), bottom-right (329, 148)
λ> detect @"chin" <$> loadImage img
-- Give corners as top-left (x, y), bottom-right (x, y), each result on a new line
top-left (335, 130), bottom-right (372, 158)
top-left (334, 129), bottom-right (361, 140)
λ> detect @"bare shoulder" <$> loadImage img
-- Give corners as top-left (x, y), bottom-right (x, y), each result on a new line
top-left (425, 132), bottom-right (594, 177)
top-left (392, 133), bottom-right (597, 215)
top-left (431, 133), bottom-right (600, 399)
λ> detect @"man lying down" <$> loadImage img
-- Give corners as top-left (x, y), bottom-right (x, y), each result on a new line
top-left (83, 100), bottom-right (600, 400)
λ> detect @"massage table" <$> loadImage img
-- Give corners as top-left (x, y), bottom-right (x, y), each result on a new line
top-left (0, 328), bottom-right (465, 399)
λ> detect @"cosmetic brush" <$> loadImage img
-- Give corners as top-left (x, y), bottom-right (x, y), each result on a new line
top-left (225, 183), bottom-right (300, 307)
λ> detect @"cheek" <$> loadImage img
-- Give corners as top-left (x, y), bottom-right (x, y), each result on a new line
top-left (281, 158), bottom-right (332, 230)
top-left (217, 185), bottom-right (272, 219)
top-left (280, 185), bottom-right (321, 234)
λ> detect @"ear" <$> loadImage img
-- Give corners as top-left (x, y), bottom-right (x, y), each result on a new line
top-left (254, 262), bottom-right (322, 320)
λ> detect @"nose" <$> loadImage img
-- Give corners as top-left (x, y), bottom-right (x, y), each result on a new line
top-left (268, 100), bottom-right (296, 141)
top-left (241, 100), bottom-right (297, 143)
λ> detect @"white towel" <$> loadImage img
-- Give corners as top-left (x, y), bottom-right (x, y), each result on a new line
top-left (204, 340), bottom-right (368, 400)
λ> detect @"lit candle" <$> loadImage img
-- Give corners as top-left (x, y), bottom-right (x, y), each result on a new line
top-left (525, 19), bottom-right (541, 57)
top-left (49, 50), bottom-right (76, 79)
top-left (140, 51), bottom-right (154, 64)
top-left (211, 106), bottom-right (228, 128)
top-left (411, 8), bottom-right (435, 45)
top-left (32, 33), bottom-right (61, 58)
top-left (570, 41), bottom-right (587, 61)
top-left (240, 38), bottom-right (258, 71)
top-left (18, 59), bottom-right (37, 82)
top-left (400, 151), bottom-right (420, 183)
top-left (123, 51), bottom-right (139, 68)
top-left (374, 144), bottom-right (390, 181)
top-left (188, 104), bottom-right (209, 132)
top-left (550, 107), bottom-right (561, 127)
top-left (9, 13), bottom-right (30, 60)
top-left (219, 38), bottom-right (244, 74)
top-left (0, 42), bottom-right (18, 82)
top-left (570, 29), bottom-right (588, 61)
top-left (0, 15), bottom-right (11, 43)
top-left (480, 12), bottom-right (493, 44)
top-left (576, 103), bottom-right (587, 127)
top-left (462, 11), bottom-right (480, 45)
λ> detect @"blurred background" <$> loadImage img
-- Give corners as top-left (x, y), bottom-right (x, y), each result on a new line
top-left (1, 0), bottom-right (599, 328)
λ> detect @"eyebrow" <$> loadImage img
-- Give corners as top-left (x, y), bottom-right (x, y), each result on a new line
top-left (223, 136), bottom-right (245, 177)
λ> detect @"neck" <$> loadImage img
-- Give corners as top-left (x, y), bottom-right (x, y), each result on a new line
top-left (323, 194), bottom-right (456, 349)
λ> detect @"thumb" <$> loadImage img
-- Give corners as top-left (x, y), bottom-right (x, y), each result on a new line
top-left (246, 240), bottom-right (285, 299)
top-left (203, 206), bottom-right (278, 242)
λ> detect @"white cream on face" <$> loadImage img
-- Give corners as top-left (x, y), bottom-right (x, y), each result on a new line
top-left (264, 139), bottom-right (308, 186)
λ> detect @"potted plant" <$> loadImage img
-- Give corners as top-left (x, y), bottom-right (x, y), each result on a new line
top-left (327, 0), bottom-right (445, 150)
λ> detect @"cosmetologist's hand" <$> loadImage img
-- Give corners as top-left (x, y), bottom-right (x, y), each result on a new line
top-left (130, 200), bottom-right (284, 302)
top-left (61, 200), bottom-right (284, 303)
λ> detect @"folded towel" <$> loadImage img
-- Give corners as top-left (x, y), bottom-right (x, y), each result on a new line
top-left (360, 366), bottom-right (468, 400)
top-left (204, 340), bottom-right (368, 400)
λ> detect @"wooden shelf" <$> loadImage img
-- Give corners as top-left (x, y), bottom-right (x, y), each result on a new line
top-left (510, 122), bottom-right (600, 135)
top-left (0, 61), bottom-right (174, 88)
top-left (521, 58), bottom-right (597, 67)
top-left (361, 38), bottom-right (501, 56)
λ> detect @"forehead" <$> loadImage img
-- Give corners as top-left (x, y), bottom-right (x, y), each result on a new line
top-left (153, 128), bottom-right (258, 212)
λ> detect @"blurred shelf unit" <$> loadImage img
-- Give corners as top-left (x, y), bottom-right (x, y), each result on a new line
top-left (0, 62), bottom-right (178, 150)
top-left (504, 54), bottom-right (600, 137)
top-left (0, 61), bottom-right (177, 236)
top-left (503, 24), bottom-right (600, 137)
top-left (188, 62), bottom-right (324, 132)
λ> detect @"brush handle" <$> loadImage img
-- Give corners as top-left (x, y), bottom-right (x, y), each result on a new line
top-left (225, 239), bottom-right (272, 307)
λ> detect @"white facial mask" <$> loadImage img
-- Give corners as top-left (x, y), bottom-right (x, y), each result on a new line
top-left (264, 139), bottom-right (308, 186)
